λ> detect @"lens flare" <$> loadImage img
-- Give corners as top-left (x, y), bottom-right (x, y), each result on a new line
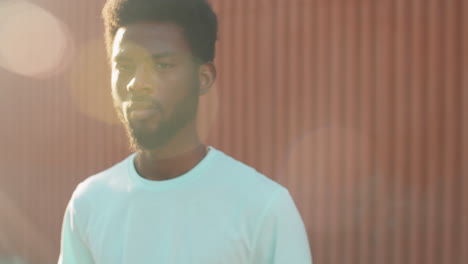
top-left (0, 0), bottom-right (73, 78)
top-left (281, 125), bottom-right (375, 233)
top-left (69, 38), bottom-right (118, 125)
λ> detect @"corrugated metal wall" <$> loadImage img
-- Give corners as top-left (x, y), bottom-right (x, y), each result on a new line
top-left (0, 0), bottom-right (466, 263)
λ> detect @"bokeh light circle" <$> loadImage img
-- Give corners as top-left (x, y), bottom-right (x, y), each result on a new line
top-left (69, 38), bottom-right (118, 125)
top-left (0, 0), bottom-right (74, 78)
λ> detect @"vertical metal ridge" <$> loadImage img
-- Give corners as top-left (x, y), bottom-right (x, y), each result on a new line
top-left (408, 0), bottom-right (428, 263)
top-left (441, 1), bottom-right (461, 263)
top-left (426, 0), bottom-right (444, 263)
top-left (269, 0), bottom-right (278, 180)
top-left (285, 0), bottom-right (300, 198)
top-left (272, 0), bottom-right (287, 183)
top-left (254, 0), bottom-right (274, 177)
top-left (359, 1), bottom-right (379, 263)
top-left (224, 0), bottom-right (234, 153)
top-left (244, 0), bottom-right (256, 166)
top-left (461, 2), bottom-right (468, 263)
top-left (232, 0), bottom-right (243, 159)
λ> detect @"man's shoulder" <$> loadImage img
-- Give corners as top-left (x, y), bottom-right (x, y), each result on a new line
top-left (71, 154), bottom-right (133, 203)
top-left (211, 149), bottom-right (291, 232)
top-left (212, 148), bottom-right (287, 203)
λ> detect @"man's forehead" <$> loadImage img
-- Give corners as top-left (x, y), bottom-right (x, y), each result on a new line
top-left (112, 22), bottom-right (190, 59)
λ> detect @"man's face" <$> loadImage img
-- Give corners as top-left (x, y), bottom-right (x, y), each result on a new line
top-left (111, 22), bottom-right (200, 151)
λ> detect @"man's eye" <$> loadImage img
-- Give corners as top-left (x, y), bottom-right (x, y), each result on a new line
top-left (116, 64), bottom-right (134, 72)
top-left (156, 63), bottom-right (173, 70)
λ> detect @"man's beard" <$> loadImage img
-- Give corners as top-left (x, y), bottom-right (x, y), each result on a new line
top-left (116, 88), bottom-right (199, 152)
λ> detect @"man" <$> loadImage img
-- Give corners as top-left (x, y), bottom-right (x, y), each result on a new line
top-left (58, 0), bottom-right (312, 263)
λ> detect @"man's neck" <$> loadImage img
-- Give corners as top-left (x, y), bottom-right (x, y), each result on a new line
top-left (134, 142), bottom-right (208, 182)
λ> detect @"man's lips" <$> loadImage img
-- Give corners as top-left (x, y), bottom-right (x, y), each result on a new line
top-left (129, 108), bottom-right (160, 120)
top-left (126, 101), bottom-right (161, 120)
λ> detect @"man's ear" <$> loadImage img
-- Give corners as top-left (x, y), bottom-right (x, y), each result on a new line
top-left (198, 62), bottom-right (216, 96)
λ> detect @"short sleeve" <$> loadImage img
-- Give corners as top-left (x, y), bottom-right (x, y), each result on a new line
top-left (58, 188), bottom-right (95, 264)
top-left (249, 189), bottom-right (313, 264)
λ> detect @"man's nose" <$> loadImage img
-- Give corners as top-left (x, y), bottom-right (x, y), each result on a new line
top-left (126, 64), bottom-right (154, 95)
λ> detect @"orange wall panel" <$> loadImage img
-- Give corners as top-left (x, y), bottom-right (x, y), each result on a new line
top-left (0, 0), bottom-right (465, 263)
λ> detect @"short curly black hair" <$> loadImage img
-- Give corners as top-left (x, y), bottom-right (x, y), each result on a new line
top-left (102, 0), bottom-right (218, 63)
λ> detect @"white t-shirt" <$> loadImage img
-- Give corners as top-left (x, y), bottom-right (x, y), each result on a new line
top-left (58, 146), bottom-right (312, 264)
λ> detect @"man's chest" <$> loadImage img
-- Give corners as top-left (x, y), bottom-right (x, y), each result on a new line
top-left (85, 198), bottom-right (252, 264)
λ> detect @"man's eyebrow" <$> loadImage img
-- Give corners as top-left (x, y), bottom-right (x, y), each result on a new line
top-left (151, 52), bottom-right (178, 60)
top-left (112, 54), bottom-right (131, 62)
top-left (112, 52), bottom-right (178, 63)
